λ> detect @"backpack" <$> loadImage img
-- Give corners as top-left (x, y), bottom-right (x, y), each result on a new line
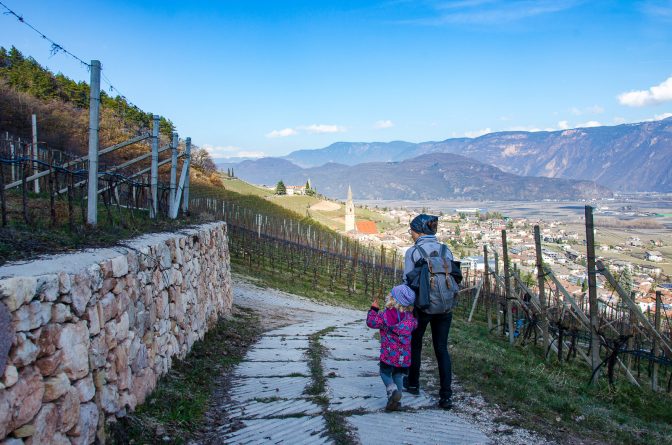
top-left (405, 245), bottom-right (461, 314)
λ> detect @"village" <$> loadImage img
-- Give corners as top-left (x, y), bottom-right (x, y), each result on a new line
top-left (333, 186), bottom-right (672, 319)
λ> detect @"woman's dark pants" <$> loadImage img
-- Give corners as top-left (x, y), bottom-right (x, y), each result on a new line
top-left (407, 311), bottom-right (453, 400)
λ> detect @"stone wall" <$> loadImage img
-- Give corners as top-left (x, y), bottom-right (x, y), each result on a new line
top-left (0, 222), bottom-right (232, 444)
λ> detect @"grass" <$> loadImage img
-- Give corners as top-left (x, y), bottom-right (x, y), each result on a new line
top-left (109, 306), bottom-right (262, 445)
top-left (439, 317), bottom-right (672, 445)
top-left (0, 189), bottom-right (202, 265)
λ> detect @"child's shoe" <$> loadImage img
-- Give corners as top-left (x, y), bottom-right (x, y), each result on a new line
top-left (385, 389), bottom-right (402, 411)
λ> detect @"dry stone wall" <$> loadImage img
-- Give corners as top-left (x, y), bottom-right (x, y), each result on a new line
top-left (0, 222), bottom-right (232, 444)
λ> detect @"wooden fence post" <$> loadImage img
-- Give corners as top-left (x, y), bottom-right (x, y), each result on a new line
top-left (585, 205), bottom-right (601, 384)
top-left (502, 229), bottom-right (514, 345)
top-left (653, 290), bottom-right (662, 391)
top-left (484, 245), bottom-right (492, 331)
top-left (534, 225), bottom-right (549, 356)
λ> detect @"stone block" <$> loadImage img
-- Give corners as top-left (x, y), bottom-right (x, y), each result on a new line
top-left (88, 335), bottom-right (107, 370)
top-left (85, 306), bottom-right (100, 336)
top-left (58, 273), bottom-right (71, 295)
top-left (10, 333), bottom-right (39, 367)
top-left (68, 402), bottom-right (97, 445)
top-left (2, 365), bottom-right (18, 388)
top-left (131, 368), bottom-right (156, 405)
top-left (35, 350), bottom-right (63, 377)
top-left (0, 277), bottom-right (37, 312)
top-left (57, 322), bottom-right (90, 380)
top-left (73, 374), bottom-right (95, 403)
top-left (127, 252), bottom-right (139, 275)
top-left (51, 304), bottom-right (72, 323)
top-left (0, 366), bottom-right (44, 437)
top-left (70, 272), bottom-right (92, 317)
top-left (37, 324), bottom-right (62, 357)
top-left (43, 372), bottom-right (71, 402)
top-left (99, 384), bottom-right (119, 414)
top-left (111, 255), bottom-right (128, 278)
top-left (12, 301), bottom-right (51, 332)
top-left (23, 403), bottom-right (57, 445)
top-left (97, 293), bottom-right (117, 325)
top-left (36, 275), bottom-right (59, 302)
top-left (56, 387), bottom-right (80, 432)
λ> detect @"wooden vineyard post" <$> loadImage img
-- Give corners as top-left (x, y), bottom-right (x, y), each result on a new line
top-left (0, 161), bottom-right (6, 227)
top-left (534, 225), bottom-right (549, 355)
top-left (502, 229), bottom-right (514, 345)
top-left (22, 158), bottom-right (30, 224)
top-left (484, 245), bottom-right (492, 331)
top-left (67, 172), bottom-right (75, 230)
top-left (585, 205), bottom-right (601, 384)
top-left (48, 152), bottom-right (56, 227)
top-left (494, 250), bottom-right (502, 336)
top-left (653, 290), bottom-right (662, 391)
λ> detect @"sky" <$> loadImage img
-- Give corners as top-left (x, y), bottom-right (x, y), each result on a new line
top-left (1, 0), bottom-right (672, 160)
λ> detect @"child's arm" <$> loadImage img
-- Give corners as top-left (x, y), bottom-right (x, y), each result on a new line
top-left (366, 306), bottom-right (385, 329)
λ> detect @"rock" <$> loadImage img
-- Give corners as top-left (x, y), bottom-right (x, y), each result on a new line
top-left (43, 372), bottom-right (71, 402)
top-left (88, 335), bottom-right (108, 369)
top-left (111, 255), bottom-right (129, 278)
top-left (99, 384), bottom-right (119, 414)
top-left (56, 387), bottom-right (80, 432)
top-left (68, 402), bottom-right (98, 445)
top-left (57, 322), bottom-right (90, 380)
top-left (0, 301), bottom-right (12, 377)
top-left (70, 272), bottom-right (92, 317)
top-left (3, 365), bottom-right (18, 388)
top-left (116, 313), bottom-right (129, 342)
top-left (58, 273), bottom-right (71, 295)
top-left (157, 243), bottom-right (172, 270)
top-left (24, 403), bottom-right (58, 445)
top-left (85, 264), bottom-right (103, 292)
top-left (120, 391), bottom-right (137, 411)
top-left (131, 368), bottom-right (156, 405)
top-left (127, 252), bottom-right (139, 275)
top-left (0, 367), bottom-right (44, 436)
top-left (12, 301), bottom-right (51, 332)
top-left (1, 438), bottom-right (25, 445)
top-left (37, 324), bottom-right (62, 357)
top-left (36, 275), bottom-right (59, 302)
top-left (73, 374), bottom-right (95, 403)
top-left (0, 277), bottom-right (37, 312)
top-left (51, 304), bottom-right (73, 323)
top-left (85, 306), bottom-right (100, 336)
top-left (10, 333), bottom-right (39, 367)
top-left (49, 433), bottom-right (71, 445)
top-left (12, 422), bottom-right (35, 437)
top-left (97, 293), bottom-right (118, 324)
top-left (35, 350), bottom-right (63, 377)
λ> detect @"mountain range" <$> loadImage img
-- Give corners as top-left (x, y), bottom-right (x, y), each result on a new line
top-left (279, 118), bottom-right (672, 193)
top-left (217, 118), bottom-right (672, 200)
top-left (221, 153), bottom-right (611, 201)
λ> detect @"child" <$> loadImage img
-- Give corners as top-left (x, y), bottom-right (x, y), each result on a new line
top-left (366, 284), bottom-right (418, 411)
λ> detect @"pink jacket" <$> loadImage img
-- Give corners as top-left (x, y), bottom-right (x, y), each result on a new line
top-left (366, 307), bottom-right (418, 368)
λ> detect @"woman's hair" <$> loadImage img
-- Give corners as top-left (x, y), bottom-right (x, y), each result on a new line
top-left (385, 295), bottom-right (414, 312)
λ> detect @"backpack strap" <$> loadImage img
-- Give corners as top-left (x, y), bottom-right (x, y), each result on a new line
top-left (415, 246), bottom-right (433, 273)
top-left (440, 244), bottom-right (451, 285)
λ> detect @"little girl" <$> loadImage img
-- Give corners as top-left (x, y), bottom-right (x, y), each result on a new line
top-left (366, 284), bottom-right (418, 411)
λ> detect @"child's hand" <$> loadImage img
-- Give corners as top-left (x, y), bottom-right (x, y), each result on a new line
top-left (371, 298), bottom-right (379, 309)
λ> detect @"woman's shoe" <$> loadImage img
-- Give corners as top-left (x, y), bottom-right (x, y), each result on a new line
top-left (386, 390), bottom-right (402, 411)
top-left (438, 398), bottom-right (453, 410)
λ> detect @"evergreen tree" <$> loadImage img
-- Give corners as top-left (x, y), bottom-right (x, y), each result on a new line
top-left (275, 180), bottom-right (287, 195)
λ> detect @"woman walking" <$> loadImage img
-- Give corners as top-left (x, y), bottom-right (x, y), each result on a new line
top-left (403, 214), bottom-right (457, 410)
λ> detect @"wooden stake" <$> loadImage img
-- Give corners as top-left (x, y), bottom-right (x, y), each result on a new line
top-left (585, 205), bottom-right (601, 384)
top-left (502, 229), bottom-right (514, 345)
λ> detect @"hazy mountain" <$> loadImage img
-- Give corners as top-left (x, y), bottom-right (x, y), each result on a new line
top-left (281, 118), bottom-right (672, 192)
top-left (226, 153), bottom-right (610, 201)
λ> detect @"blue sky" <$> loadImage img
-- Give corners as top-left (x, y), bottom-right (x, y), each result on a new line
top-left (1, 0), bottom-right (672, 159)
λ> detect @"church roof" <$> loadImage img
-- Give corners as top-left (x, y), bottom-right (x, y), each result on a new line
top-left (356, 221), bottom-right (378, 234)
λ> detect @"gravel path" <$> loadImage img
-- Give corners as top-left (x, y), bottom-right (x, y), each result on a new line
top-left (207, 276), bottom-right (551, 445)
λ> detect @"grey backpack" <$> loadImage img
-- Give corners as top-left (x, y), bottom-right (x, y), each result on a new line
top-left (414, 245), bottom-right (460, 314)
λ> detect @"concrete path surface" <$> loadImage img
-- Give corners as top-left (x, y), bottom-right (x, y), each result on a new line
top-left (210, 277), bottom-right (549, 445)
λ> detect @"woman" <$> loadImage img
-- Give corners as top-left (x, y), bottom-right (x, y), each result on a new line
top-left (403, 214), bottom-right (455, 410)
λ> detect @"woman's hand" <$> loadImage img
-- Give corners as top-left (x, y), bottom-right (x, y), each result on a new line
top-left (371, 298), bottom-right (379, 309)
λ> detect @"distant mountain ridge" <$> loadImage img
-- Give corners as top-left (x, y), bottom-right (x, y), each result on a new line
top-left (222, 153), bottom-right (610, 201)
top-left (281, 118), bottom-right (672, 192)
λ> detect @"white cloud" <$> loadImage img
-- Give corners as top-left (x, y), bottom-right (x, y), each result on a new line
top-left (266, 128), bottom-right (298, 138)
top-left (557, 120), bottom-right (570, 130)
top-left (464, 128), bottom-right (492, 138)
top-left (407, 0), bottom-right (581, 25)
top-left (613, 117), bottom-right (627, 124)
top-left (570, 105), bottom-right (604, 115)
top-left (201, 144), bottom-right (265, 159)
top-left (577, 120), bottom-right (602, 128)
top-left (618, 76), bottom-right (672, 107)
top-left (301, 124), bottom-right (346, 134)
top-left (236, 151), bottom-right (266, 158)
top-left (374, 120), bottom-right (394, 129)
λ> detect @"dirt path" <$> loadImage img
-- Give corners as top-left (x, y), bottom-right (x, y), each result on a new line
top-left (196, 276), bottom-right (551, 445)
